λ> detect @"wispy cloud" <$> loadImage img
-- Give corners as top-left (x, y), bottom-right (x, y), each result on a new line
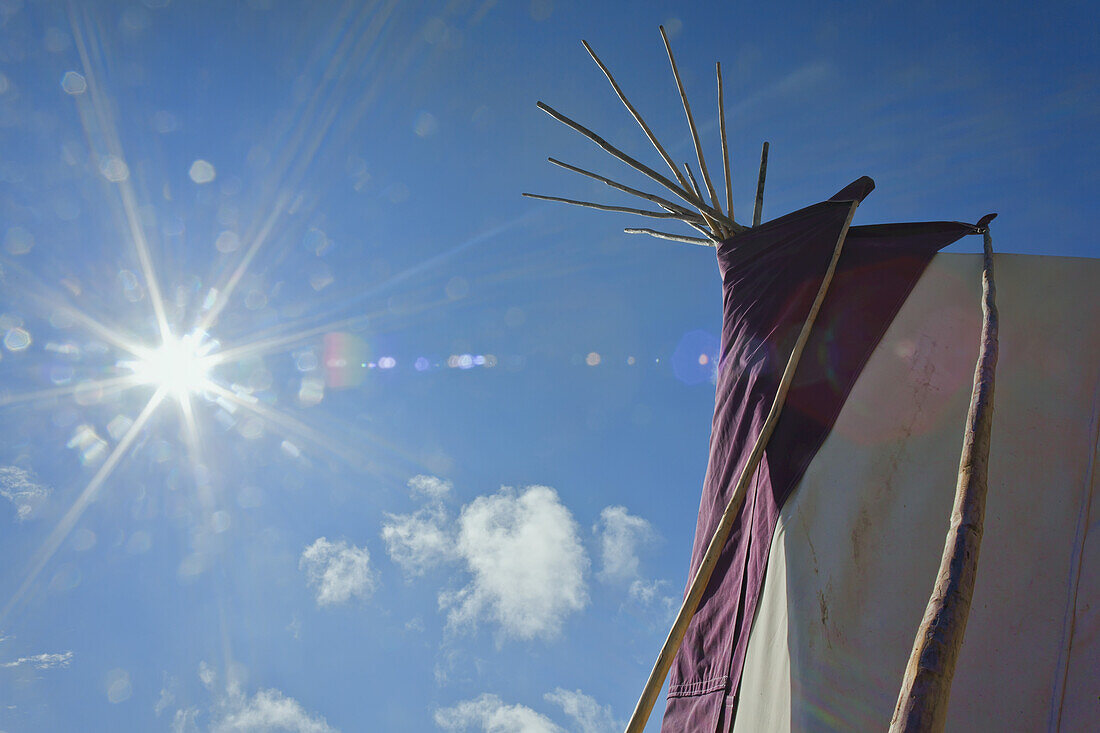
top-left (299, 537), bottom-right (376, 607)
top-left (171, 707), bottom-right (200, 733)
top-left (176, 660), bottom-right (336, 733)
top-left (212, 688), bottom-right (335, 733)
top-left (155, 679), bottom-right (175, 716)
top-left (594, 506), bottom-right (674, 619)
top-left (435, 693), bottom-right (563, 733)
top-left (594, 506), bottom-right (654, 585)
top-left (435, 688), bottom-right (618, 733)
top-left (382, 476), bottom-right (456, 577)
top-left (0, 465), bottom-right (50, 521)
top-left (408, 474), bottom-right (453, 501)
top-left (0, 650), bottom-right (73, 669)
top-left (544, 688), bottom-right (619, 733)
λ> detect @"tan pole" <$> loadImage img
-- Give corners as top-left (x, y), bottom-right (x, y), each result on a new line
top-left (890, 224), bottom-right (999, 732)
top-left (624, 197), bottom-right (861, 732)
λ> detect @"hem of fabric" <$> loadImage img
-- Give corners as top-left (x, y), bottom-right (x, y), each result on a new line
top-left (668, 675), bottom-right (730, 698)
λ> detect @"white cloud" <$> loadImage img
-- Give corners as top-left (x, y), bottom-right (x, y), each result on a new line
top-left (185, 661), bottom-right (336, 733)
top-left (171, 707), bottom-right (200, 733)
top-left (435, 689), bottom-right (617, 733)
top-left (299, 538), bottom-right (376, 607)
top-left (198, 660), bottom-right (217, 688)
top-left (627, 578), bottom-right (674, 609)
top-left (435, 694), bottom-right (563, 733)
top-left (544, 688), bottom-right (619, 733)
top-left (155, 674), bottom-right (177, 716)
top-left (0, 466), bottom-right (49, 521)
top-left (382, 475), bottom-right (456, 577)
top-left (408, 474), bottom-right (452, 500)
top-left (0, 651), bottom-right (73, 669)
top-left (381, 501), bottom-right (453, 577)
top-left (383, 478), bottom-right (589, 642)
top-left (442, 485), bottom-right (588, 641)
top-left (593, 506), bottom-right (675, 619)
top-left (212, 688), bottom-right (335, 733)
top-left (594, 506), bottom-right (654, 585)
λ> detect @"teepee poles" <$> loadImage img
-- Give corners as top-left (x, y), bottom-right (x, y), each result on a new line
top-left (520, 193), bottom-right (689, 221)
top-left (544, 158), bottom-right (706, 224)
top-left (753, 141), bottom-right (769, 226)
top-left (890, 222), bottom-right (999, 733)
top-left (660, 26), bottom-right (723, 223)
top-left (534, 101), bottom-right (736, 231)
top-left (525, 29), bottom-right (770, 246)
top-left (580, 39), bottom-right (694, 197)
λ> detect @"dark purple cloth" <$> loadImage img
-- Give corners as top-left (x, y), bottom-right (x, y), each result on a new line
top-left (662, 178), bottom-right (988, 731)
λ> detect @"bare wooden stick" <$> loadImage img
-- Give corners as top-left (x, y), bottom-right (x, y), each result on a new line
top-left (684, 163), bottom-right (729, 239)
top-left (753, 141), bottom-right (769, 226)
top-left (581, 39), bottom-right (693, 195)
top-left (657, 202), bottom-right (720, 240)
top-left (624, 199), bottom-right (862, 733)
top-left (538, 102), bottom-right (737, 233)
top-left (624, 228), bottom-right (714, 246)
top-left (717, 62), bottom-right (733, 221)
top-left (683, 163), bottom-right (703, 201)
top-left (890, 225), bottom-right (999, 733)
top-left (547, 155), bottom-right (708, 221)
top-left (537, 101), bottom-right (727, 224)
top-left (660, 25), bottom-right (723, 217)
top-left (522, 192), bottom-right (687, 220)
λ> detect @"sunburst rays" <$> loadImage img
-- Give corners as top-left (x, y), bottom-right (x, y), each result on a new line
top-left (0, 0), bottom-right (438, 625)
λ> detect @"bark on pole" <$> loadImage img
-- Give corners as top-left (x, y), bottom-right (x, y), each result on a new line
top-left (890, 225), bottom-right (999, 732)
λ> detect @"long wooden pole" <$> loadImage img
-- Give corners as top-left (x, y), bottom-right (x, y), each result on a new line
top-left (890, 225), bottom-right (999, 732)
top-left (520, 192), bottom-right (687, 220)
top-left (545, 157), bottom-right (707, 224)
top-left (536, 102), bottom-right (736, 231)
top-left (624, 198), bottom-right (862, 733)
top-left (660, 26), bottom-right (724, 221)
top-left (753, 141), bottom-right (769, 226)
top-left (580, 39), bottom-right (694, 195)
top-left (717, 62), bottom-right (733, 222)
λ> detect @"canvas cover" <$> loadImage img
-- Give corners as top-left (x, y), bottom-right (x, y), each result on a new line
top-left (663, 179), bottom-right (994, 730)
top-left (732, 252), bottom-right (1100, 731)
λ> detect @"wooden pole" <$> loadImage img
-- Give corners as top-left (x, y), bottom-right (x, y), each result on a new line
top-left (624, 228), bottom-right (713, 246)
top-left (624, 199), bottom-right (862, 733)
top-left (659, 26), bottom-right (724, 218)
top-left (753, 141), bottom-right (769, 226)
top-left (536, 102), bottom-right (736, 230)
top-left (521, 192), bottom-right (688, 220)
top-left (580, 40), bottom-right (694, 195)
top-left (890, 224), bottom-right (999, 733)
top-left (683, 163), bottom-right (704, 202)
top-left (546, 157), bottom-right (709, 225)
top-left (717, 62), bottom-right (733, 223)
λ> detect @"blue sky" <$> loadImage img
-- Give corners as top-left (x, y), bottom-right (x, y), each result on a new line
top-left (0, 1), bottom-right (1096, 731)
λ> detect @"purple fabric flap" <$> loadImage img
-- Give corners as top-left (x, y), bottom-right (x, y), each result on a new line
top-left (662, 180), bottom-right (984, 732)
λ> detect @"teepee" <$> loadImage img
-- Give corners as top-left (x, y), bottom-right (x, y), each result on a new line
top-left (525, 28), bottom-right (1096, 733)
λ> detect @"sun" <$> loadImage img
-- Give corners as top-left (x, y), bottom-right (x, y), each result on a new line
top-left (131, 332), bottom-right (213, 398)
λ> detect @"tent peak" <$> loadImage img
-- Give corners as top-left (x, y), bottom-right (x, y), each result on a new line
top-left (527, 28), bottom-right (762, 247)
